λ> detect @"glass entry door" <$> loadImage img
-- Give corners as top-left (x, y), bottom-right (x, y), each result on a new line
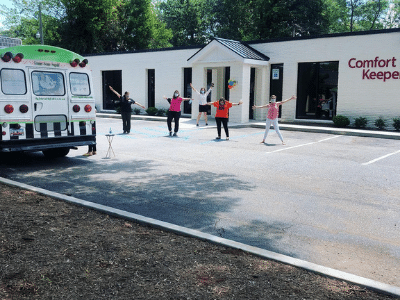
top-left (296, 61), bottom-right (338, 120)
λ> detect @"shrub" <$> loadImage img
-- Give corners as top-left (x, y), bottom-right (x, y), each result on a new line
top-left (332, 115), bottom-right (350, 128)
top-left (374, 117), bottom-right (386, 130)
top-left (354, 117), bottom-right (368, 129)
top-left (133, 108), bottom-right (141, 115)
top-left (393, 118), bottom-right (400, 131)
top-left (146, 107), bottom-right (158, 116)
top-left (156, 108), bottom-right (167, 116)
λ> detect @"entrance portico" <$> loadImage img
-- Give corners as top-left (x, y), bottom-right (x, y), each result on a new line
top-left (187, 38), bottom-right (270, 123)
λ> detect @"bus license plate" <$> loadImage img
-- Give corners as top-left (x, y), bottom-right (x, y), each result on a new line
top-left (10, 128), bottom-right (24, 136)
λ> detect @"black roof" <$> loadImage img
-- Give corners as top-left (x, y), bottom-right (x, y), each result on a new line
top-left (187, 37), bottom-right (270, 62)
top-left (85, 28), bottom-right (400, 58)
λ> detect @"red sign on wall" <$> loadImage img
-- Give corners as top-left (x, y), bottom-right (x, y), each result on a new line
top-left (348, 56), bottom-right (399, 82)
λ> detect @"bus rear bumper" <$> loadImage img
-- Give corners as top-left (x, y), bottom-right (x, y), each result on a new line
top-left (0, 135), bottom-right (96, 152)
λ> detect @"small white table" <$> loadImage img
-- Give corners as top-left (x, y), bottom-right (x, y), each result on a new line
top-left (105, 134), bottom-right (115, 158)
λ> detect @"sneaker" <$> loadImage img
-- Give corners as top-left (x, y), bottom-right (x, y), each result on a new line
top-left (226, 137), bottom-right (229, 140)
top-left (169, 131), bottom-right (172, 136)
top-left (206, 123), bottom-right (208, 126)
top-left (173, 132), bottom-right (178, 137)
top-left (83, 152), bottom-right (93, 156)
top-left (216, 136), bottom-right (221, 140)
top-left (196, 124), bottom-right (199, 127)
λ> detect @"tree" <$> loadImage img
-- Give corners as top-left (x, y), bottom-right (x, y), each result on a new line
top-left (324, 0), bottom-right (392, 33)
top-left (250, 0), bottom-right (329, 39)
top-left (0, 0), bottom-right (63, 45)
top-left (116, 0), bottom-right (172, 51)
top-left (57, 0), bottom-right (120, 53)
top-left (208, 0), bottom-right (256, 41)
top-left (384, 0), bottom-right (400, 28)
top-left (157, 0), bottom-right (210, 46)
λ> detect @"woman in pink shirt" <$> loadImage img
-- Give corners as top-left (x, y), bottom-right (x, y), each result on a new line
top-left (163, 90), bottom-right (192, 137)
top-left (252, 95), bottom-right (296, 145)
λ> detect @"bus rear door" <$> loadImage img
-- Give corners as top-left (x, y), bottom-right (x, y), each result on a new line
top-left (29, 68), bottom-right (69, 139)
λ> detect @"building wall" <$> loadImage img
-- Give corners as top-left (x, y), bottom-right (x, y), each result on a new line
top-left (0, 36), bottom-right (22, 49)
top-left (87, 30), bottom-right (400, 127)
top-left (87, 48), bottom-right (198, 112)
top-left (250, 31), bottom-right (400, 126)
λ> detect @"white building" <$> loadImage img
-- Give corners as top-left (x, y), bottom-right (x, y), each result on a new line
top-left (86, 28), bottom-right (400, 127)
top-left (0, 36), bottom-right (22, 49)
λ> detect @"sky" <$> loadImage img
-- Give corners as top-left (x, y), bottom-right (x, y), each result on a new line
top-left (0, 0), bottom-right (13, 28)
top-left (0, 0), bottom-right (12, 8)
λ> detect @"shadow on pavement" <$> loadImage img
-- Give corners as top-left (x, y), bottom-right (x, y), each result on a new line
top-left (1, 151), bottom-right (297, 258)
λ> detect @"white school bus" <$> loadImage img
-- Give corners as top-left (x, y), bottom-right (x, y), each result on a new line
top-left (0, 45), bottom-right (96, 157)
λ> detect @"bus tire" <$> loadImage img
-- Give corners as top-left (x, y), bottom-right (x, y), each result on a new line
top-left (42, 148), bottom-right (70, 158)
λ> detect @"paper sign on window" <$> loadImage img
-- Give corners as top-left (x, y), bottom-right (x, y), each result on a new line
top-left (272, 69), bottom-right (279, 80)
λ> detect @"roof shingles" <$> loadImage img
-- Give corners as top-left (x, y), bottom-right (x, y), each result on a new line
top-left (215, 38), bottom-right (269, 61)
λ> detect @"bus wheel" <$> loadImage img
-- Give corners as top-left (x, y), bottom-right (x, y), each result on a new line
top-left (42, 148), bottom-right (70, 158)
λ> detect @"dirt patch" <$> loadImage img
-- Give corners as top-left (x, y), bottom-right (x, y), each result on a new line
top-left (0, 182), bottom-right (397, 299)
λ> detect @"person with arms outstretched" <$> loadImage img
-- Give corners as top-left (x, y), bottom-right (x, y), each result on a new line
top-left (190, 83), bottom-right (213, 126)
top-left (163, 90), bottom-right (192, 137)
top-left (206, 97), bottom-right (243, 140)
top-left (109, 86), bottom-right (145, 134)
top-left (252, 95), bottom-right (296, 145)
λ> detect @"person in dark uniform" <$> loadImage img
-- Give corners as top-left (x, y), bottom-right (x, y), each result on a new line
top-left (109, 86), bottom-right (145, 133)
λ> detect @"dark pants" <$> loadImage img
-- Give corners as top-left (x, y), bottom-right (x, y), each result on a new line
top-left (121, 111), bottom-right (131, 132)
top-left (167, 111), bottom-right (181, 133)
top-left (88, 144), bottom-right (96, 152)
top-left (215, 117), bottom-right (229, 137)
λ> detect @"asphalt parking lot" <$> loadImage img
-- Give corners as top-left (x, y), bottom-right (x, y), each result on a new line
top-left (1, 116), bottom-right (399, 288)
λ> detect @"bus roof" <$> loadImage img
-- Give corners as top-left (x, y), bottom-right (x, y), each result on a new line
top-left (0, 45), bottom-right (85, 64)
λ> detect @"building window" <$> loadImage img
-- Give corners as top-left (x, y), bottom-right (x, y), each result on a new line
top-left (296, 61), bottom-right (338, 120)
top-left (147, 69), bottom-right (155, 108)
top-left (183, 68), bottom-right (192, 114)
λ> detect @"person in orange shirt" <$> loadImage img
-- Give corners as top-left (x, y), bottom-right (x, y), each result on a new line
top-left (207, 97), bottom-right (243, 140)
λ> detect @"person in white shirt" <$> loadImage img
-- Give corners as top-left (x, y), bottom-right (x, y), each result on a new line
top-left (190, 83), bottom-right (214, 126)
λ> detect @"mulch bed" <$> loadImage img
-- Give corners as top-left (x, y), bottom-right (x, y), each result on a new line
top-left (0, 182), bottom-right (397, 299)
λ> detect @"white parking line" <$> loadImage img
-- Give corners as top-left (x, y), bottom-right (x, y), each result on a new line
top-left (266, 135), bottom-right (342, 154)
top-left (362, 149), bottom-right (400, 166)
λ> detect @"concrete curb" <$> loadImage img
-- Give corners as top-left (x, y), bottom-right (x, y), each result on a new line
top-left (1, 176), bottom-right (399, 298)
top-left (97, 113), bottom-right (400, 140)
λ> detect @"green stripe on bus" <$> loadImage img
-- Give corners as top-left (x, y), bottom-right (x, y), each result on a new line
top-left (0, 45), bottom-right (85, 64)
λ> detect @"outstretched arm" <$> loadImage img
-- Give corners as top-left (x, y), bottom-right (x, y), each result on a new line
top-left (252, 104), bottom-right (269, 109)
top-left (281, 95), bottom-right (296, 104)
top-left (134, 102), bottom-right (145, 109)
top-left (232, 100), bottom-right (243, 106)
top-left (190, 83), bottom-right (198, 94)
top-left (109, 86), bottom-right (121, 98)
top-left (205, 83), bottom-right (214, 96)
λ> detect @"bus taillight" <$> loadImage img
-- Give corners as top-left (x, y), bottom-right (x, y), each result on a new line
top-left (4, 104), bottom-right (14, 114)
top-left (79, 59), bottom-right (88, 68)
top-left (12, 53), bottom-right (24, 63)
top-left (19, 104), bottom-right (29, 113)
top-left (84, 105), bottom-right (92, 112)
top-left (70, 59), bottom-right (80, 67)
top-left (73, 105), bottom-right (80, 113)
top-left (1, 52), bottom-right (13, 62)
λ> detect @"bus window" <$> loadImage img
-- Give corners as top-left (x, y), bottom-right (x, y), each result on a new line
top-left (70, 72), bottom-right (90, 96)
top-left (32, 71), bottom-right (65, 96)
top-left (1, 69), bottom-right (27, 95)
